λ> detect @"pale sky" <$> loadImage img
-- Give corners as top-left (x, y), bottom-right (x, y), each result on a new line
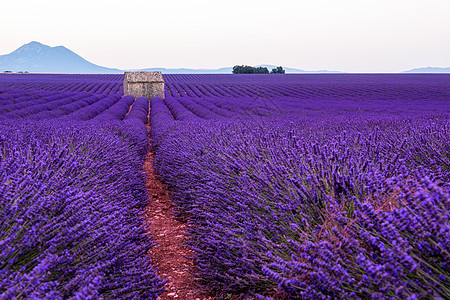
top-left (1, 0), bottom-right (449, 72)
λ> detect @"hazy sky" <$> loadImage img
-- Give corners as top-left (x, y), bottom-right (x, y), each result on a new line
top-left (1, 0), bottom-right (449, 72)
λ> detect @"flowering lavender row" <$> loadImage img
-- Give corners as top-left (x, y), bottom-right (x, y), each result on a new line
top-left (162, 93), bottom-right (450, 121)
top-left (91, 95), bottom-right (135, 122)
top-left (58, 94), bottom-right (121, 121)
top-left (0, 120), bottom-right (164, 299)
top-left (4, 92), bottom-right (94, 119)
top-left (1, 93), bottom-right (118, 122)
top-left (120, 96), bottom-right (152, 157)
top-left (189, 97), bottom-right (235, 118)
top-left (0, 74), bottom-right (165, 298)
top-left (176, 98), bottom-right (223, 119)
top-left (163, 74), bottom-right (450, 102)
top-left (31, 94), bottom-right (109, 120)
top-left (163, 97), bottom-right (200, 121)
top-left (150, 97), bottom-right (174, 150)
top-left (0, 73), bottom-right (123, 95)
top-left (152, 74), bottom-right (450, 299)
top-left (0, 88), bottom-right (61, 107)
top-left (124, 96), bottom-right (150, 124)
top-left (0, 90), bottom-right (72, 119)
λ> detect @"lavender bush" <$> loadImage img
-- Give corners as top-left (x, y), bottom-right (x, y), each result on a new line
top-left (1, 72), bottom-right (449, 299)
top-left (0, 74), bottom-right (165, 299)
top-left (152, 74), bottom-right (450, 299)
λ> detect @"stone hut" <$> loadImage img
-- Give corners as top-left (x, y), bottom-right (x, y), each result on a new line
top-left (123, 71), bottom-right (165, 99)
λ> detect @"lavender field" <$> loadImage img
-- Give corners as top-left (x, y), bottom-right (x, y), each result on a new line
top-left (0, 74), bottom-right (164, 299)
top-left (1, 73), bottom-right (450, 299)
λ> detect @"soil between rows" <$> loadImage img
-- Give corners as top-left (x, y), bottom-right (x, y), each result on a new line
top-left (144, 124), bottom-right (213, 300)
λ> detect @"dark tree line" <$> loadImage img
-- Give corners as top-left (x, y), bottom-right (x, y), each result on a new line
top-left (232, 65), bottom-right (285, 74)
top-left (271, 66), bottom-right (285, 74)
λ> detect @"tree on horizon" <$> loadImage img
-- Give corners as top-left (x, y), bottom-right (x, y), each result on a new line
top-left (232, 65), bottom-right (269, 74)
top-left (271, 66), bottom-right (285, 74)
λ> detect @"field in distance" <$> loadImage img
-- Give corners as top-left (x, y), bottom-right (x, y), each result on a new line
top-left (1, 73), bottom-right (449, 299)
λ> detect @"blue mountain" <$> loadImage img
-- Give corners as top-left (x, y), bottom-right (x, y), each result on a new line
top-left (402, 67), bottom-right (450, 73)
top-left (256, 64), bottom-right (343, 74)
top-left (1, 41), bottom-right (343, 74)
top-left (0, 41), bottom-right (122, 74)
top-left (138, 67), bottom-right (234, 74)
top-left (140, 65), bottom-right (342, 74)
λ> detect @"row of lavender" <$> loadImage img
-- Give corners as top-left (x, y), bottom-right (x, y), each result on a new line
top-left (1, 73), bottom-right (165, 299)
top-left (164, 74), bottom-right (450, 101)
top-left (151, 74), bottom-right (450, 299)
top-left (0, 73), bottom-right (123, 95)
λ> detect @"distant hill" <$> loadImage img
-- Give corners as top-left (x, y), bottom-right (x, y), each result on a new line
top-left (140, 65), bottom-right (342, 74)
top-left (138, 67), bottom-right (233, 74)
top-left (402, 67), bottom-right (450, 73)
top-left (256, 65), bottom-right (343, 74)
top-left (0, 42), bottom-right (343, 74)
top-left (0, 41), bottom-right (122, 74)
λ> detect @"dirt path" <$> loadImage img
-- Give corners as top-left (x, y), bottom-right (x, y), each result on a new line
top-left (144, 124), bottom-right (212, 300)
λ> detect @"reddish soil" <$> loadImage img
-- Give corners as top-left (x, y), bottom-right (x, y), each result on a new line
top-left (144, 125), bottom-right (212, 300)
